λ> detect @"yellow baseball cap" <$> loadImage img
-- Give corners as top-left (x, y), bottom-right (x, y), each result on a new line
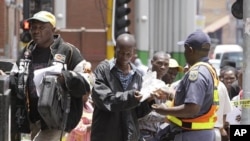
top-left (28, 11), bottom-right (56, 28)
top-left (169, 58), bottom-right (183, 72)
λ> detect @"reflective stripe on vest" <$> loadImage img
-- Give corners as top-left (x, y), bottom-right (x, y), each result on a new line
top-left (167, 62), bottom-right (219, 130)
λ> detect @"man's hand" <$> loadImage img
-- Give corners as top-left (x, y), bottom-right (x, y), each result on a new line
top-left (83, 61), bottom-right (92, 73)
top-left (0, 70), bottom-right (6, 76)
top-left (220, 128), bottom-right (229, 141)
top-left (151, 103), bottom-right (169, 115)
top-left (134, 91), bottom-right (143, 101)
top-left (57, 73), bottom-right (67, 90)
top-left (151, 86), bottom-right (175, 100)
top-left (220, 128), bottom-right (228, 136)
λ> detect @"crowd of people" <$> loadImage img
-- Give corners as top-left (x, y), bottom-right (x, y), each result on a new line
top-left (0, 10), bottom-right (244, 141)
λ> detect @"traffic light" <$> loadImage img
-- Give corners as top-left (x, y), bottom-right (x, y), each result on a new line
top-left (20, 20), bottom-right (32, 43)
top-left (231, 0), bottom-right (243, 19)
top-left (114, 0), bottom-right (131, 39)
top-left (20, 20), bottom-right (30, 30)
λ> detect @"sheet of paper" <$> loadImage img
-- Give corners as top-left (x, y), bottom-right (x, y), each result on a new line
top-left (226, 106), bottom-right (241, 125)
top-left (139, 71), bottom-right (166, 102)
top-left (33, 64), bottom-right (63, 97)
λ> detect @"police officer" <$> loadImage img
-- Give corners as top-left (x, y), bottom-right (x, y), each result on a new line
top-left (152, 30), bottom-right (219, 141)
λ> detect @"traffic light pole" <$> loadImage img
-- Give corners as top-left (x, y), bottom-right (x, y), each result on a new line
top-left (106, 0), bottom-right (115, 59)
top-left (23, 0), bottom-right (29, 19)
top-left (241, 0), bottom-right (250, 125)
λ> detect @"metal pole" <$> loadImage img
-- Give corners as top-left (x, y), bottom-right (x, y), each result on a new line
top-left (0, 75), bottom-right (11, 141)
top-left (55, 0), bottom-right (66, 28)
top-left (135, 0), bottom-right (149, 64)
top-left (241, 0), bottom-right (250, 124)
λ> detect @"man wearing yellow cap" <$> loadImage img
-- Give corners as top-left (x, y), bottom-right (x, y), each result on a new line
top-left (162, 58), bottom-right (183, 86)
top-left (9, 11), bottom-right (91, 141)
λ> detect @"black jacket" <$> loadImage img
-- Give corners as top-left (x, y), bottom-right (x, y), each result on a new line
top-left (12, 35), bottom-right (90, 132)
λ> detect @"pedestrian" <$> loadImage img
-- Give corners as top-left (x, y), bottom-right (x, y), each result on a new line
top-left (90, 33), bottom-right (157, 141)
top-left (170, 63), bottom-right (189, 89)
top-left (214, 81), bottom-right (232, 141)
top-left (65, 61), bottom-right (95, 141)
top-left (6, 11), bottom-right (91, 141)
top-left (162, 58), bottom-right (183, 85)
top-left (152, 30), bottom-right (219, 141)
top-left (228, 68), bottom-right (241, 101)
top-left (138, 51), bottom-right (170, 141)
top-left (221, 66), bottom-right (238, 99)
top-left (225, 69), bottom-right (243, 141)
top-left (209, 61), bottom-right (233, 141)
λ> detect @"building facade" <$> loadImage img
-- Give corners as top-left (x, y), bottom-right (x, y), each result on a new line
top-left (0, 0), bottom-right (239, 69)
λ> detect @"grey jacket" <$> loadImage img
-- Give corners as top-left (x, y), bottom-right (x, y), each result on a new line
top-left (91, 59), bottom-right (152, 141)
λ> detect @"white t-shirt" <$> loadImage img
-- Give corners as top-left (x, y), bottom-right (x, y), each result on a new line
top-left (226, 91), bottom-right (242, 125)
top-left (214, 81), bottom-right (233, 128)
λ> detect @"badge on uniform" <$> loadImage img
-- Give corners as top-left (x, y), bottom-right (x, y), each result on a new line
top-left (54, 54), bottom-right (66, 63)
top-left (188, 70), bottom-right (198, 81)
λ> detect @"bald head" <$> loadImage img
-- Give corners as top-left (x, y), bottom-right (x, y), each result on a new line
top-left (116, 33), bottom-right (136, 49)
top-left (152, 51), bottom-right (170, 61)
top-left (151, 51), bottom-right (170, 79)
top-left (114, 33), bottom-right (136, 66)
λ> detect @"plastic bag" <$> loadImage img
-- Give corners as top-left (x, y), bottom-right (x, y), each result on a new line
top-left (140, 71), bottom-right (166, 102)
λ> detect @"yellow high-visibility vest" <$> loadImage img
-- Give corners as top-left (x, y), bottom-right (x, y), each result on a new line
top-left (167, 62), bottom-right (219, 130)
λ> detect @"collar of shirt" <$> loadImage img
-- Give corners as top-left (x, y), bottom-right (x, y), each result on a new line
top-left (108, 58), bottom-right (137, 72)
top-left (200, 56), bottom-right (209, 62)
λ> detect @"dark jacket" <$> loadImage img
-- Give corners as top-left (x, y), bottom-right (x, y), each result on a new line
top-left (12, 35), bottom-right (89, 132)
top-left (91, 59), bottom-right (152, 141)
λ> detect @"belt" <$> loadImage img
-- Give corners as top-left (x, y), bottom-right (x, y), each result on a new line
top-left (173, 129), bottom-right (192, 135)
top-left (174, 129), bottom-right (215, 135)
